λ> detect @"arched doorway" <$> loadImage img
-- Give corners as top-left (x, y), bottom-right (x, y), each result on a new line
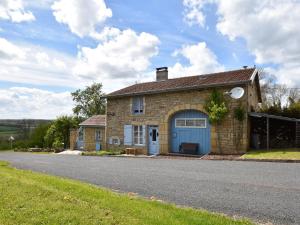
top-left (170, 110), bottom-right (211, 155)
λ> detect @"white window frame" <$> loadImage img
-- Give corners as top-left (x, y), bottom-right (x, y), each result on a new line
top-left (175, 118), bottom-right (207, 128)
top-left (133, 125), bottom-right (145, 146)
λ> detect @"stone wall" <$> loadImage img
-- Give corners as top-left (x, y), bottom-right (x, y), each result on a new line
top-left (70, 129), bottom-right (77, 150)
top-left (106, 83), bottom-right (260, 154)
top-left (69, 127), bottom-right (105, 151)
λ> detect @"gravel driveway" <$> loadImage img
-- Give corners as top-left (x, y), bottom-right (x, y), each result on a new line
top-left (0, 151), bottom-right (299, 225)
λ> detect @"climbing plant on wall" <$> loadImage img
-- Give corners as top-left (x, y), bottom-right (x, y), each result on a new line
top-left (233, 105), bottom-right (246, 151)
top-left (204, 89), bottom-right (229, 154)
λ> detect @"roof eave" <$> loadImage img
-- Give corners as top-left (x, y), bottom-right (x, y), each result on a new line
top-left (79, 124), bottom-right (106, 127)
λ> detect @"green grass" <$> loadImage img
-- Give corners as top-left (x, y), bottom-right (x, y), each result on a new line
top-left (0, 161), bottom-right (253, 225)
top-left (241, 149), bottom-right (300, 160)
top-left (0, 126), bottom-right (20, 136)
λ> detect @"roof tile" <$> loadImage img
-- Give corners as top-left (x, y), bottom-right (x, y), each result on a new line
top-left (107, 68), bottom-right (256, 97)
top-left (79, 115), bottom-right (106, 127)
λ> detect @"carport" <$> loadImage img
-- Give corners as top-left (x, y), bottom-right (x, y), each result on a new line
top-left (249, 112), bottom-right (300, 149)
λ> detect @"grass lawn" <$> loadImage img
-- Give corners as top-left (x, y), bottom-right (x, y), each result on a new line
top-left (0, 161), bottom-right (253, 225)
top-left (241, 149), bottom-right (300, 160)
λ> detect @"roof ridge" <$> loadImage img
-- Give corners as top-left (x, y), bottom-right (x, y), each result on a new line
top-left (126, 68), bottom-right (255, 86)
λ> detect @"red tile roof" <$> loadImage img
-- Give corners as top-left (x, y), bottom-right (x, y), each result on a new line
top-left (106, 68), bottom-right (257, 98)
top-left (79, 115), bottom-right (106, 127)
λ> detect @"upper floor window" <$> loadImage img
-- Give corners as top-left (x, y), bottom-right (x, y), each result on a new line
top-left (132, 96), bottom-right (144, 114)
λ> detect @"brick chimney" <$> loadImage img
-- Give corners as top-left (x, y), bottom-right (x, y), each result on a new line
top-left (156, 67), bottom-right (168, 81)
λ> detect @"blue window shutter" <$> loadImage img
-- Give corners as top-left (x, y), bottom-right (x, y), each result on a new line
top-left (124, 125), bottom-right (132, 145)
top-left (142, 125), bottom-right (146, 145)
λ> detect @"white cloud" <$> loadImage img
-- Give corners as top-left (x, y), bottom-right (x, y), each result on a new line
top-left (0, 87), bottom-right (73, 119)
top-left (0, 0), bottom-right (35, 22)
top-left (182, 0), bottom-right (300, 87)
top-left (0, 37), bottom-right (85, 88)
top-left (169, 42), bottom-right (224, 77)
top-left (183, 0), bottom-right (214, 27)
top-left (74, 28), bottom-right (160, 81)
top-left (51, 0), bottom-right (112, 38)
top-left (23, 0), bottom-right (54, 9)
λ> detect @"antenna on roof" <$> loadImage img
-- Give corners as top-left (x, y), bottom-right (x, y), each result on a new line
top-left (243, 65), bottom-right (248, 69)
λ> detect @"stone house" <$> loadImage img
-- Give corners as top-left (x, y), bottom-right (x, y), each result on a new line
top-left (104, 67), bottom-right (262, 155)
top-left (70, 115), bottom-right (106, 151)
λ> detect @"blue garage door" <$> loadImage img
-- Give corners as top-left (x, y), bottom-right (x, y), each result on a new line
top-left (171, 110), bottom-right (211, 155)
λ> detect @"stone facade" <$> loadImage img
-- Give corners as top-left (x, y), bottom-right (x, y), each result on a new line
top-left (70, 129), bottom-right (77, 150)
top-left (105, 82), bottom-right (260, 155)
top-left (69, 126), bottom-right (105, 151)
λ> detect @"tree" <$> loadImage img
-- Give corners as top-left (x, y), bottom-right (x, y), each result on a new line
top-left (260, 71), bottom-right (300, 109)
top-left (44, 116), bottom-right (79, 149)
top-left (204, 89), bottom-right (229, 154)
top-left (260, 72), bottom-right (300, 118)
top-left (71, 83), bottom-right (106, 118)
top-left (30, 123), bottom-right (51, 148)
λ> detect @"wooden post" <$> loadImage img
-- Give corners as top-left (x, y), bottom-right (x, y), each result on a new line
top-left (266, 117), bottom-right (269, 150)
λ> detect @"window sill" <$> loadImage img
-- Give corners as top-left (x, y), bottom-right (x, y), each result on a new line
top-left (134, 144), bottom-right (145, 147)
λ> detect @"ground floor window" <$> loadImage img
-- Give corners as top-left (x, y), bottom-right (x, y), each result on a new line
top-left (133, 125), bottom-right (144, 145)
top-left (95, 129), bottom-right (101, 141)
top-left (175, 118), bottom-right (206, 128)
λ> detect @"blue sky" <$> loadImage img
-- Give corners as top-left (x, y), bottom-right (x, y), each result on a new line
top-left (0, 0), bottom-right (299, 118)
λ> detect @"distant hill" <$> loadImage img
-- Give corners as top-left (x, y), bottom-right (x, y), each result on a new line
top-left (0, 119), bottom-right (52, 140)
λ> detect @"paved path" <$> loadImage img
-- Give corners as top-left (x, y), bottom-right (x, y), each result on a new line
top-left (0, 151), bottom-right (299, 225)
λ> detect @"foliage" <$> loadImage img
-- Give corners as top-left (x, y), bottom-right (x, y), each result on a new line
top-left (261, 101), bottom-right (300, 119)
top-left (44, 116), bottom-right (79, 149)
top-left (0, 161), bottom-right (254, 225)
top-left (204, 89), bottom-right (229, 125)
top-left (241, 149), bottom-right (300, 160)
top-left (82, 150), bottom-right (121, 156)
top-left (29, 123), bottom-right (51, 148)
top-left (260, 72), bottom-right (300, 108)
top-left (0, 139), bottom-right (31, 150)
top-left (206, 102), bottom-right (228, 124)
top-left (234, 105), bottom-right (246, 122)
top-left (71, 83), bottom-right (106, 118)
top-left (204, 89), bottom-right (229, 154)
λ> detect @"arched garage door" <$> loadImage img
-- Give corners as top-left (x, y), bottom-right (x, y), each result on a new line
top-left (171, 110), bottom-right (211, 155)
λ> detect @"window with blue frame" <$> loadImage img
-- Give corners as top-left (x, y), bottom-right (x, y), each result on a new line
top-left (132, 96), bottom-right (144, 114)
top-left (95, 129), bottom-right (101, 141)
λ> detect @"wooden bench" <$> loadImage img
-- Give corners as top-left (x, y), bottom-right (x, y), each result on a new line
top-left (125, 148), bottom-right (138, 155)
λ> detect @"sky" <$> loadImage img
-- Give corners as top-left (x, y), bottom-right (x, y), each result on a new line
top-left (0, 0), bottom-right (300, 119)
